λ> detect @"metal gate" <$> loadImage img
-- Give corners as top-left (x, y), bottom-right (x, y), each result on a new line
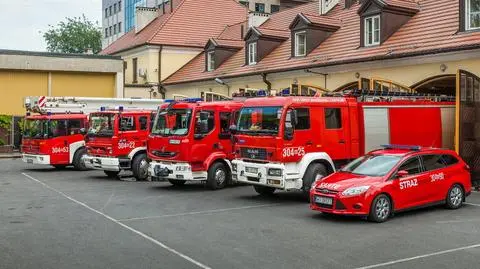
top-left (456, 70), bottom-right (480, 183)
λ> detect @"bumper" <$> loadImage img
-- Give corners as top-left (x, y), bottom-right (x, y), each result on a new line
top-left (84, 155), bottom-right (126, 172)
top-left (231, 160), bottom-right (301, 190)
top-left (149, 161), bottom-right (207, 181)
top-left (22, 154), bottom-right (51, 165)
top-left (309, 191), bottom-right (370, 216)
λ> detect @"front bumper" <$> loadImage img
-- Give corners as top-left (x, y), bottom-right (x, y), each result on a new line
top-left (84, 155), bottom-right (129, 172)
top-left (231, 160), bottom-right (302, 190)
top-left (309, 190), bottom-right (369, 216)
top-left (149, 161), bottom-right (207, 181)
top-left (22, 154), bottom-right (51, 165)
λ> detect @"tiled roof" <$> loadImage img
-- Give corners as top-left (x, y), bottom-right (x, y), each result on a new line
top-left (163, 0), bottom-right (480, 85)
top-left (101, 0), bottom-right (248, 55)
top-left (217, 21), bottom-right (248, 40)
top-left (211, 39), bottom-right (244, 49)
top-left (301, 13), bottom-right (342, 29)
top-left (383, 0), bottom-right (420, 10)
top-left (255, 28), bottom-right (290, 39)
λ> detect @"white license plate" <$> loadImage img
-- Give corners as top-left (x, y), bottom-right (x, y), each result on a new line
top-left (245, 167), bottom-right (258, 173)
top-left (26, 159), bottom-right (33, 164)
top-left (315, 196), bottom-right (333, 205)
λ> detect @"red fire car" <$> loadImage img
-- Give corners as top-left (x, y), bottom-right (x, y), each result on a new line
top-left (310, 145), bottom-right (471, 222)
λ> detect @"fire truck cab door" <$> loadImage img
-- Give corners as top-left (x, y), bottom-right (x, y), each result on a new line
top-left (49, 120), bottom-right (70, 165)
top-left (322, 107), bottom-right (350, 160)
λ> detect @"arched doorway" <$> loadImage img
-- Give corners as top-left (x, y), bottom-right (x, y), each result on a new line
top-left (333, 81), bottom-right (358, 92)
top-left (411, 74), bottom-right (456, 95)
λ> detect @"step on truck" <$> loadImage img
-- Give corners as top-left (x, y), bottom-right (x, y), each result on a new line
top-left (21, 96), bottom-right (160, 170)
top-left (230, 90), bottom-right (455, 198)
top-left (83, 101), bottom-right (162, 180)
top-left (148, 99), bottom-right (243, 189)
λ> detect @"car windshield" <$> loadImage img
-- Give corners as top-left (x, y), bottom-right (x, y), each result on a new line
top-left (151, 108), bottom-right (192, 136)
top-left (237, 107), bottom-right (282, 135)
top-left (23, 119), bottom-right (47, 139)
top-left (340, 154), bottom-right (402, 177)
top-left (88, 114), bottom-right (114, 137)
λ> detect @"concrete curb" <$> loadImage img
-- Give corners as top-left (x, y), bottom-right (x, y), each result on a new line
top-left (0, 155), bottom-right (22, 159)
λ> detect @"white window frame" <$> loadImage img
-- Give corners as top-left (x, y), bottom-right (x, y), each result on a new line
top-left (248, 42), bottom-right (257, 65)
top-left (294, 31), bottom-right (307, 57)
top-left (466, 0), bottom-right (480, 30)
top-left (364, 15), bottom-right (380, 46)
top-left (207, 51), bottom-right (215, 71)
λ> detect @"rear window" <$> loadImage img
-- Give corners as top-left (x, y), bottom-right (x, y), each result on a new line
top-left (441, 154), bottom-right (459, 166)
top-left (422, 155), bottom-right (446, 171)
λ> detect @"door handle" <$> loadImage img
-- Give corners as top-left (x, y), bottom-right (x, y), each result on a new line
top-left (339, 140), bottom-right (345, 144)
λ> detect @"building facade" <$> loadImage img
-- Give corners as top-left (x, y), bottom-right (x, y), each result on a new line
top-left (237, 0), bottom-right (314, 13)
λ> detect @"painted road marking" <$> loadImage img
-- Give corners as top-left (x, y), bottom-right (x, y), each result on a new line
top-left (118, 203), bottom-right (281, 222)
top-left (436, 218), bottom-right (480, 224)
top-left (354, 243), bottom-right (480, 269)
top-left (465, 202), bottom-right (480, 207)
top-left (22, 173), bottom-right (211, 269)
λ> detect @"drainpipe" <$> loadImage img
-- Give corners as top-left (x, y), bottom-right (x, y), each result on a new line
top-left (158, 45), bottom-right (164, 98)
top-left (261, 73), bottom-right (271, 91)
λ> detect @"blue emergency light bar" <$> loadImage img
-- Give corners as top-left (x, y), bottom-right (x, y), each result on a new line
top-left (281, 88), bottom-right (290, 96)
top-left (47, 112), bottom-right (52, 116)
top-left (100, 107), bottom-right (106, 111)
top-left (257, 90), bottom-right (267, 97)
top-left (381, 144), bottom-right (421, 151)
top-left (183, 98), bottom-right (203, 103)
top-left (165, 99), bottom-right (175, 103)
top-left (118, 106), bottom-right (124, 112)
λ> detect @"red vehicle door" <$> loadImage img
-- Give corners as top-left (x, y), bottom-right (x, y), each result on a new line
top-left (283, 107), bottom-right (314, 160)
top-left (117, 114), bottom-right (140, 156)
top-left (190, 110), bottom-right (216, 165)
top-left (321, 106), bottom-right (350, 160)
top-left (420, 154), bottom-right (451, 202)
top-left (48, 119), bottom-right (71, 164)
top-left (391, 156), bottom-right (430, 209)
top-left (218, 110), bottom-right (235, 158)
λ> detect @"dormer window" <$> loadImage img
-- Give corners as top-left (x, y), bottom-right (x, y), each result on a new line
top-left (466, 0), bottom-right (480, 30)
top-left (207, 51), bottom-right (215, 71)
top-left (248, 42), bottom-right (257, 65)
top-left (364, 15), bottom-right (380, 46)
top-left (294, 31), bottom-right (307, 57)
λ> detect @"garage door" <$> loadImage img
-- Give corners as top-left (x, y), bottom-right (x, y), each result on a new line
top-left (51, 72), bottom-right (115, 97)
top-left (0, 71), bottom-right (48, 115)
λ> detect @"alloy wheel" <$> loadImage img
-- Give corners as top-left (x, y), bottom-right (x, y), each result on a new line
top-left (450, 186), bottom-right (463, 207)
top-left (375, 197), bottom-right (390, 220)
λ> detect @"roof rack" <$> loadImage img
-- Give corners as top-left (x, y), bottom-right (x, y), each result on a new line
top-left (323, 88), bottom-right (455, 102)
top-left (380, 144), bottom-right (422, 151)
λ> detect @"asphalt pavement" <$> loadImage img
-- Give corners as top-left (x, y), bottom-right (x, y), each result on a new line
top-left (1, 159), bottom-right (480, 269)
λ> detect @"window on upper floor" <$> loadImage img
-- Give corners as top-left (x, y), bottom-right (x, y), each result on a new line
top-left (114, 3), bottom-right (117, 13)
top-left (105, 28), bottom-right (108, 38)
top-left (271, 4), bottom-right (280, 13)
top-left (132, 58), bottom-right (138, 83)
top-left (105, 8), bottom-right (108, 18)
top-left (114, 24), bottom-right (117, 35)
top-left (118, 1), bottom-right (122, 11)
top-left (207, 51), bottom-right (215, 71)
top-left (255, 3), bottom-right (265, 13)
top-left (109, 6), bottom-right (113, 16)
top-left (109, 26), bottom-right (112, 36)
top-left (466, 0), bottom-right (480, 30)
top-left (118, 22), bottom-right (122, 33)
top-left (294, 31), bottom-right (306, 57)
top-left (364, 15), bottom-right (380, 46)
top-left (248, 42), bottom-right (257, 65)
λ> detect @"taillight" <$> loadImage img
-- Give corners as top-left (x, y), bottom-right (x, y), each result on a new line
top-left (464, 164), bottom-right (471, 171)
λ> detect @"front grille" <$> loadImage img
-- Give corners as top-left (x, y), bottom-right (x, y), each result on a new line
top-left (247, 177), bottom-right (260, 182)
top-left (335, 200), bottom-right (347, 210)
top-left (89, 147), bottom-right (107, 156)
top-left (316, 202), bottom-right (333, 209)
top-left (240, 147), bottom-right (267, 160)
top-left (315, 188), bottom-right (339, 195)
top-left (152, 150), bottom-right (177, 158)
top-left (22, 145), bottom-right (40, 153)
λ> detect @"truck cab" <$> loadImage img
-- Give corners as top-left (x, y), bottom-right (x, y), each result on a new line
top-left (84, 109), bottom-right (156, 180)
top-left (22, 114), bottom-right (88, 170)
top-left (148, 100), bottom-right (243, 189)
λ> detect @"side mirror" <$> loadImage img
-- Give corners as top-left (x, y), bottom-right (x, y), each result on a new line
top-left (195, 120), bottom-right (209, 136)
top-left (229, 124), bottom-right (237, 134)
top-left (79, 128), bottom-right (86, 135)
top-left (396, 170), bottom-right (409, 178)
top-left (199, 111), bottom-right (209, 121)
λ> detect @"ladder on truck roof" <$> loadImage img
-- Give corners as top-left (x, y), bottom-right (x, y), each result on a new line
top-left (24, 96), bottom-right (163, 115)
top-left (323, 89), bottom-right (455, 102)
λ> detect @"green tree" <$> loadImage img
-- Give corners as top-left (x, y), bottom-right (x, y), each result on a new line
top-left (43, 15), bottom-right (102, 54)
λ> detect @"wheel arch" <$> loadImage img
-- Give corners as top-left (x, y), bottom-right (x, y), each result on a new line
top-left (298, 152), bottom-right (336, 179)
top-left (69, 141), bottom-right (86, 163)
top-left (128, 147), bottom-right (147, 160)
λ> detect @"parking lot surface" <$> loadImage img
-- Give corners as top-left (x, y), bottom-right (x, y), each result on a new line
top-left (1, 159), bottom-right (480, 269)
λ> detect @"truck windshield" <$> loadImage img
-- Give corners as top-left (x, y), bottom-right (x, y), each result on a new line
top-left (340, 155), bottom-right (402, 177)
top-left (152, 109), bottom-right (192, 136)
top-left (23, 119), bottom-right (47, 139)
top-left (88, 114), bottom-right (114, 137)
top-left (237, 107), bottom-right (282, 135)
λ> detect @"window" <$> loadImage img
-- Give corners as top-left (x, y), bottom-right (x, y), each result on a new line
top-left (118, 1), bottom-right (122, 11)
top-left (325, 108), bottom-right (342, 129)
top-left (132, 58), bottom-right (138, 83)
top-left (105, 8), bottom-right (108, 18)
top-left (114, 3), bottom-right (117, 13)
top-left (109, 26), bottom-right (112, 36)
top-left (364, 15), bottom-right (380, 46)
top-left (67, 119), bottom-right (84, 135)
top-left (207, 51), bottom-right (215, 71)
top-left (118, 22), bottom-right (122, 33)
top-left (442, 154), bottom-right (459, 166)
top-left (219, 112), bottom-right (232, 137)
top-left (239, 1), bottom-right (249, 8)
top-left (248, 42), bottom-right (257, 65)
top-left (114, 24), bottom-right (118, 34)
top-left (255, 3), bottom-right (265, 13)
top-left (271, 4), bottom-right (280, 13)
top-left (294, 31), bottom-right (306, 57)
top-left (119, 116), bottom-right (136, 131)
top-left (422, 155), bottom-right (446, 171)
top-left (109, 6), bottom-right (113, 16)
top-left (195, 111), bottom-right (215, 135)
top-left (398, 157), bottom-right (422, 175)
top-left (295, 108), bottom-right (310, 130)
top-left (467, 0), bottom-right (480, 30)
top-left (139, 116), bottom-right (148, 131)
top-left (105, 28), bottom-right (108, 38)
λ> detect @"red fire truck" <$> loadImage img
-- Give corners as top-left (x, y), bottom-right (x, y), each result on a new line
top-left (83, 103), bottom-right (161, 180)
top-left (21, 96), bottom-right (159, 170)
top-left (230, 91), bottom-right (455, 198)
top-left (148, 99), bottom-right (243, 189)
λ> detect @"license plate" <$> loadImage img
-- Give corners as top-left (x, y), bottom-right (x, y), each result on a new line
top-left (245, 167), bottom-right (258, 174)
top-left (315, 196), bottom-right (333, 205)
top-left (26, 159), bottom-right (33, 164)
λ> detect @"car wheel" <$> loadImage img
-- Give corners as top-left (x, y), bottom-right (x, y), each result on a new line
top-left (132, 153), bottom-right (149, 181)
top-left (168, 179), bottom-right (186, 186)
top-left (302, 163), bottom-right (327, 202)
top-left (253, 185), bottom-right (276, 195)
top-left (73, 147), bottom-right (88, 171)
top-left (446, 184), bottom-right (464, 209)
top-left (206, 162), bottom-right (228, 190)
top-left (104, 170), bottom-right (120, 178)
top-left (368, 194), bottom-right (391, 223)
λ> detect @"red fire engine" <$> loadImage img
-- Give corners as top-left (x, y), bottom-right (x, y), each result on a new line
top-left (148, 99), bottom-right (243, 189)
top-left (21, 96), bottom-right (159, 170)
top-left (230, 91), bottom-right (455, 198)
top-left (83, 102), bottom-right (161, 180)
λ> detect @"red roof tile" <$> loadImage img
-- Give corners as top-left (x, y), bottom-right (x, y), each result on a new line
top-left (163, 0), bottom-right (480, 85)
top-left (101, 0), bottom-right (248, 55)
top-left (217, 21), bottom-right (248, 40)
top-left (301, 13), bottom-right (342, 29)
top-left (211, 39), bottom-right (244, 49)
top-left (255, 28), bottom-right (290, 39)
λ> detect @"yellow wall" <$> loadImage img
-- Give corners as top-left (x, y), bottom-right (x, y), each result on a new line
top-left (0, 71), bottom-right (48, 115)
top-left (51, 72), bottom-right (115, 97)
top-left (160, 50), bottom-right (200, 81)
top-left (123, 50), bottom-right (159, 84)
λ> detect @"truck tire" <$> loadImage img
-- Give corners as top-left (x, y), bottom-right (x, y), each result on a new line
top-left (253, 185), bottom-right (276, 195)
top-left (302, 163), bottom-right (327, 202)
top-left (104, 170), bottom-right (119, 178)
top-left (168, 179), bottom-right (186, 186)
top-left (73, 147), bottom-right (88, 171)
top-left (132, 153), bottom-right (149, 181)
top-left (206, 162), bottom-right (228, 190)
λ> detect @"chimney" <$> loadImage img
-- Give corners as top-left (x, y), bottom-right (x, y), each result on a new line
top-left (319, 0), bottom-right (340, 15)
top-left (344, 0), bottom-right (356, 8)
top-left (248, 12), bottom-right (270, 28)
top-left (135, 7), bottom-right (158, 33)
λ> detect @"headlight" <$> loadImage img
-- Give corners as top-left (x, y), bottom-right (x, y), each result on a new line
top-left (342, 186), bottom-right (370, 196)
top-left (232, 163), bottom-right (237, 172)
top-left (268, 168), bottom-right (282, 177)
